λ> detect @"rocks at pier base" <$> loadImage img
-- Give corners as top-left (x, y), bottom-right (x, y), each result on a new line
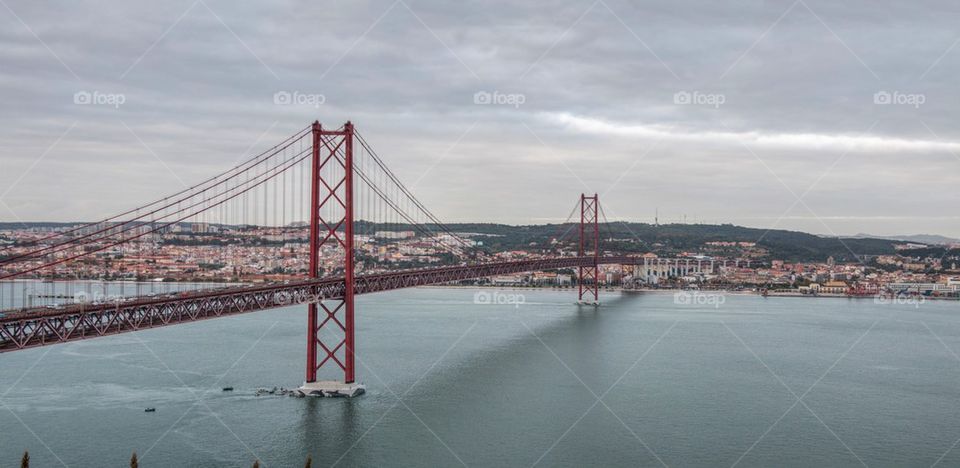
top-left (297, 381), bottom-right (366, 398)
top-left (255, 386), bottom-right (304, 398)
top-left (253, 382), bottom-right (366, 398)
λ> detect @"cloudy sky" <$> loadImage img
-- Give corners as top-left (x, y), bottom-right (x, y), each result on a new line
top-left (1, 0), bottom-right (959, 237)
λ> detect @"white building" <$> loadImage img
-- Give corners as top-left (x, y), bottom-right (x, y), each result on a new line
top-left (636, 257), bottom-right (715, 284)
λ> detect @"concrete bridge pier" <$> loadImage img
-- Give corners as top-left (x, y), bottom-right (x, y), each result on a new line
top-left (298, 381), bottom-right (366, 398)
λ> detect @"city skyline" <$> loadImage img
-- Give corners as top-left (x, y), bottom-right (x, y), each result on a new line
top-left (2, 1), bottom-right (960, 236)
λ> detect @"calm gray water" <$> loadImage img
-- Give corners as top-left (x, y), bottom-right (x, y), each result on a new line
top-left (3, 289), bottom-right (960, 467)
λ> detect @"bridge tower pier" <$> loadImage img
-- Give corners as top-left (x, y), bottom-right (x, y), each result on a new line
top-left (300, 121), bottom-right (365, 397)
top-left (578, 193), bottom-right (600, 305)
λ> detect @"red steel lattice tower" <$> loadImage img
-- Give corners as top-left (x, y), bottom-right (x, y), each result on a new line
top-left (306, 121), bottom-right (357, 387)
top-left (578, 193), bottom-right (600, 304)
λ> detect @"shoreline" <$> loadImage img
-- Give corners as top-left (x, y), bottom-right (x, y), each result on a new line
top-left (420, 284), bottom-right (960, 301)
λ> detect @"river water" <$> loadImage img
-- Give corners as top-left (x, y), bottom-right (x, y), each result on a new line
top-left (2, 288), bottom-right (960, 467)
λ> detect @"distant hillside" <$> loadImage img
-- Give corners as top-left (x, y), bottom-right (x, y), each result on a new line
top-left (851, 233), bottom-right (960, 245)
top-left (0, 222), bottom-right (81, 229)
top-left (448, 222), bottom-right (898, 263)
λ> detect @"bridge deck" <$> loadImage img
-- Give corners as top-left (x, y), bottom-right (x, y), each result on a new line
top-left (0, 256), bottom-right (643, 352)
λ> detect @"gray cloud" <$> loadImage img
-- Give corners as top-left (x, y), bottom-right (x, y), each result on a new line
top-left (1, 0), bottom-right (959, 237)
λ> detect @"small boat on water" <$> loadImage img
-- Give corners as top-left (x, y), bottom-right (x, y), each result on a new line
top-left (144, 408), bottom-right (156, 413)
top-left (222, 387), bottom-right (234, 392)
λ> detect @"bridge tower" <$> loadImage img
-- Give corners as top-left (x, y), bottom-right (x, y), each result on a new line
top-left (301, 121), bottom-right (365, 397)
top-left (578, 193), bottom-right (600, 305)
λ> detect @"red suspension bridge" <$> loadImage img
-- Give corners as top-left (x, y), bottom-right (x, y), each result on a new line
top-left (0, 121), bottom-right (644, 396)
